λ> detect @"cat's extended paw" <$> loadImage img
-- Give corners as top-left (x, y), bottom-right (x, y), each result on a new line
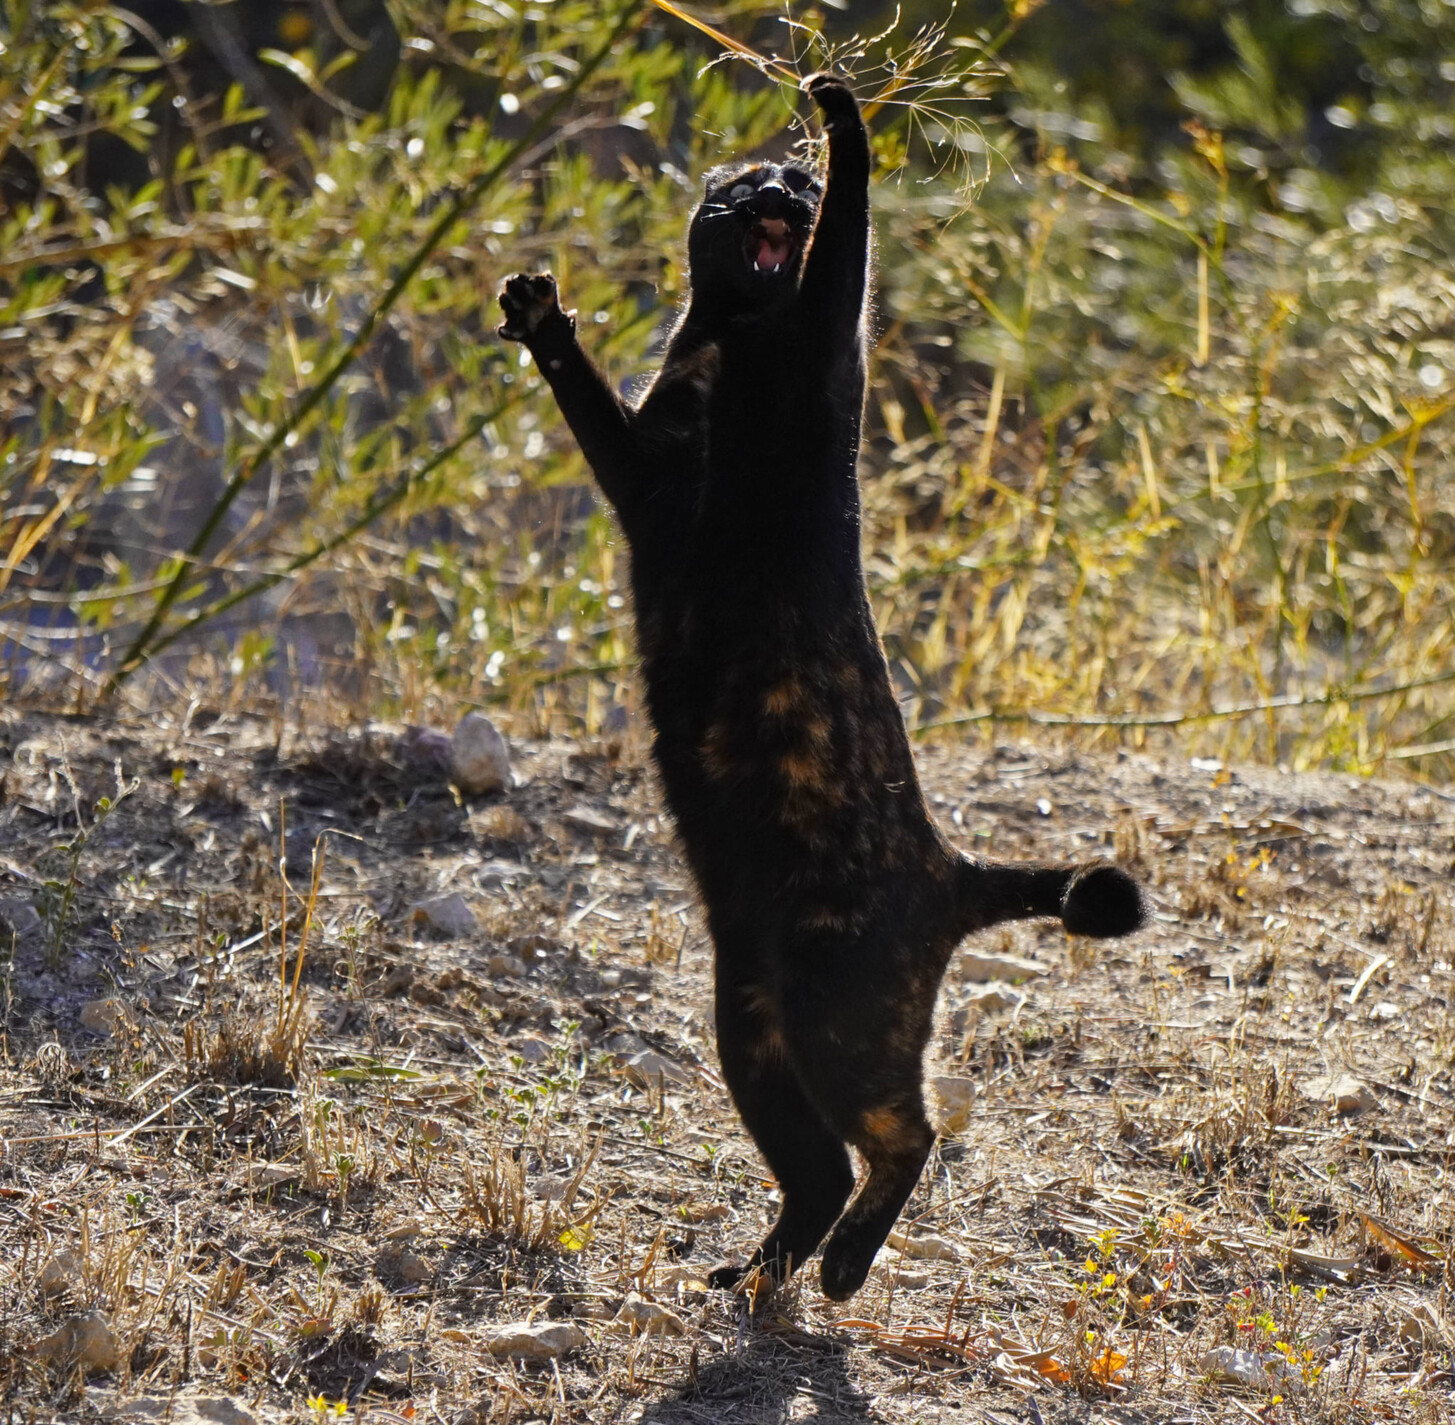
top-left (802, 72), bottom-right (862, 132)
top-left (497, 271), bottom-right (573, 345)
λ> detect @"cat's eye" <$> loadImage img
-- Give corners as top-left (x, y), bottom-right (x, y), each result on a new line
top-left (729, 182), bottom-right (756, 201)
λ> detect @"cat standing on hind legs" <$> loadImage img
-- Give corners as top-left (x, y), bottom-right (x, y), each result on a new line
top-left (498, 73), bottom-right (1146, 1301)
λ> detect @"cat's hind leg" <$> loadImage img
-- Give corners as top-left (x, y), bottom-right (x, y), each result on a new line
top-left (819, 1093), bottom-right (936, 1301)
top-left (779, 948), bottom-right (940, 1301)
top-left (707, 970), bottom-right (855, 1290)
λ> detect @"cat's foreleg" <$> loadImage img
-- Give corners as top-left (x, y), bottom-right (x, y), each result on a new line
top-left (497, 272), bottom-right (640, 510)
top-left (797, 74), bottom-right (871, 345)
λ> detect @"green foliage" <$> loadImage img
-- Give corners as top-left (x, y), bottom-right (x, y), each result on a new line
top-left (2, 1), bottom-right (1453, 774)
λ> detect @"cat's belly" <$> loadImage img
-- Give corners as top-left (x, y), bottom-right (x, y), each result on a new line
top-left (641, 635), bottom-right (944, 897)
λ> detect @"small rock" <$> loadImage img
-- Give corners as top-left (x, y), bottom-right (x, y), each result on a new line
top-left (929, 1076), bottom-right (976, 1134)
top-left (612, 1293), bottom-right (686, 1336)
top-left (380, 963), bottom-right (414, 995)
top-left (1398, 1304), bottom-right (1447, 1346)
top-left (0, 895), bottom-right (41, 938)
top-left (965, 982), bottom-right (1020, 1014)
top-left (247, 1161), bottom-right (301, 1189)
top-left (100, 1396), bottom-right (258, 1425)
top-left (563, 804), bottom-right (617, 837)
top-left (885, 1231), bottom-right (959, 1262)
top-left (39, 1249), bottom-right (84, 1298)
top-left (513, 1037), bottom-right (553, 1064)
top-left (409, 893), bottom-right (479, 940)
top-left (451, 713), bottom-right (510, 796)
top-left (652, 1265), bottom-right (712, 1291)
top-left (677, 1202), bottom-right (730, 1223)
top-left (604, 1031), bottom-right (648, 1056)
top-left (1305, 1073), bottom-right (1378, 1116)
top-left (1367, 1000), bottom-right (1399, 1021)
top-left (621, 1049), bottom-right (691, 1089)
top-left (874, 1254), bottom-right (931, 1289)
top-left (1198, 1345), bottom-right (1305, 1393)
top-left (376, 1243), bottom-right (434, 1285)
top-left (484, 1321), bottom-right (585, 1361)
top-left (32, 1310), bottom-right (120, 1373)
top-left (959, 952), bottom-right (1050, 983)
top-left (399, 725), bottom-right (454, 781)
top-left (80, 998), bottom-right (129, 1036)
top-left (383, 1221), bottom-right (424, 1241)
top-left (487, 953), bottom-right (527, 978)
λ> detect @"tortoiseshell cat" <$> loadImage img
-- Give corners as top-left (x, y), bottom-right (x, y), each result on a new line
top-left (499, 75), bottom-right (1145, 1300)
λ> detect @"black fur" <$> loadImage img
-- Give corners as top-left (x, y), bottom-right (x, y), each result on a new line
top-left (498, 74), bottom-right (1146, 1301)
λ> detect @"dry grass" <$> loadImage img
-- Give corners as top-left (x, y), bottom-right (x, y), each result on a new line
top-left (1, 704), bottom-right (1452, 1423)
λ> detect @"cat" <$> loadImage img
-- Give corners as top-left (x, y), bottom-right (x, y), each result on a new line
top-left (498, 73), bottom-right (1145, 1301)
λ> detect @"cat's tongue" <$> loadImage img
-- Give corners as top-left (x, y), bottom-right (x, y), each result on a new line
top-left (753, 221), bottom-right (793, 269)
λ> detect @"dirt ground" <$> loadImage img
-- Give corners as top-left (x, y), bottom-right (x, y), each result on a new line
top-left (1, 703), bottom-right (1452, 1425)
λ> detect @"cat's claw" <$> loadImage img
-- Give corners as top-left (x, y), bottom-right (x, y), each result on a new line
top-left (497, 271), bottom-right (573, 344)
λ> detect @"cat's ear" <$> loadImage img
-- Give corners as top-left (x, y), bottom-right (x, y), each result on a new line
top-left (702, 164), bottom-right (734, 193)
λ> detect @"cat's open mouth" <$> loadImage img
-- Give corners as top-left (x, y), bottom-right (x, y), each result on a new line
top-left (744, 218), bottom-right (799, 275)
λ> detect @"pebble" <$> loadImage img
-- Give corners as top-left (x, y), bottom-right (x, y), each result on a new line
top-left (32, 1310), bottom-right (120, 1373)
top-left (409, 893), bottom-right (479, 940)
top-left (247, 1162), bottom-right (301, 1189)
top-left (0, 895), bottom-right (41, 938)
top-left (39, 1249), bottom-right (84, 1298)
top-left (612, 1293), bottom-right (687, 1336)
top-left (929, 1076), bottom-right (979, 1135)
top-left (450, 713), bottom-right (510, 796)
top-left (376, 1243), bottom-right (434, 1284)
top-left (484, 1321), bottom-right (585, 1360)
top-left (622, 1049), bottom-right (691, 1089)
top-left (885, 1230), bottom-right (959, 1261)
top-left (1198, 1344), bottom-right (1305, 1393)
top-left (100, 1396), bottom-right (258, 1425)
top-left (563, 804), bottom-right (618, 836)
top-left (959, 952), bottom-right (1050, 983)
top-left (1305, 1073), bottom-right (1378, 1115)
top-left (398, 725), bottom-right (454, 781)
top-left (80, 998), bottom-right (129, 1036)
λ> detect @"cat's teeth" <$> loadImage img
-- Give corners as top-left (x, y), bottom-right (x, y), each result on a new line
top-left (772, 262), bottom-right (782, 273)
top-left (753, 260), bottom-right (761, 272)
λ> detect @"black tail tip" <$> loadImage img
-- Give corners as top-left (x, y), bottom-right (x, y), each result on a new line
top-left (1061, 864), bottom-right (1146, 938)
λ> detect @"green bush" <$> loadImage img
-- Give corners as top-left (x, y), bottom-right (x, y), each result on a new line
top-left (2, 1), bottom-right (1452, 774)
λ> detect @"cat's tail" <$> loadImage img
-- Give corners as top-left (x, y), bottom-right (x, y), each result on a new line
top-left (954, 857), bottom-right (1146, 939)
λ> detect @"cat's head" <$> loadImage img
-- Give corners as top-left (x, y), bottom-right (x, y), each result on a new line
top-left (686, 160), bottom-right (821, 306)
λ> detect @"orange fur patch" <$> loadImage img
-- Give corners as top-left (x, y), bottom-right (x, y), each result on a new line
top-left (763, 679), bottom-right (806, 716)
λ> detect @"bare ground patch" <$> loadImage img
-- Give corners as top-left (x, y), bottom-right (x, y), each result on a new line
top-left (1, 707), bottom-right (1452, 1424)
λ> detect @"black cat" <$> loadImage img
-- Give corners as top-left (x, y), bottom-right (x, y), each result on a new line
top-left (498, 74), bottom-right (1145, 1301)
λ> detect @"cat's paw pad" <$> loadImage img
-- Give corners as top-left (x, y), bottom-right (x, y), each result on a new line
top-left (497, 272), bottom-right (569, 342)
top-left (803, 72), bottom-right (860, 130)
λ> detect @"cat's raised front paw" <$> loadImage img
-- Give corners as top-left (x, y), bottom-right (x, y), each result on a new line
top-left (803, 72), bottom-right (861, 131)
top-left (497, 271), bottom-right (572, 344)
